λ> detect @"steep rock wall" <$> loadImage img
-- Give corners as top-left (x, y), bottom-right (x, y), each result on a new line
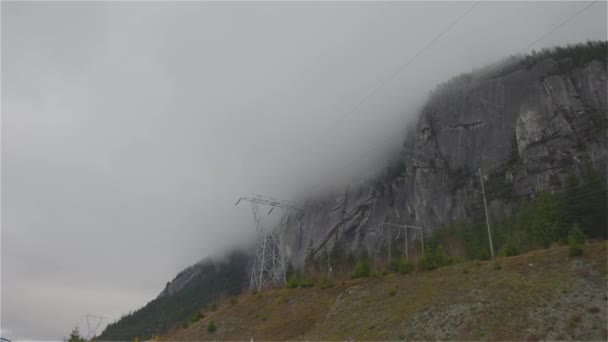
top-left (282, 58), bottom-right (607, 267)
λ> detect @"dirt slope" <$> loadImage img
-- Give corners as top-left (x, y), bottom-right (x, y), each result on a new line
top-left (163, 242), bottom-right (607, 341)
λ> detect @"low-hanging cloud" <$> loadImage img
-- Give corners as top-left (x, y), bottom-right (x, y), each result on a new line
top-left (2, 1), bottom-right (606, 340)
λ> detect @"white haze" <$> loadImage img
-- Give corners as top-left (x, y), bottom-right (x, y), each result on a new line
top-left (1, 1), bottom-right (606, 340)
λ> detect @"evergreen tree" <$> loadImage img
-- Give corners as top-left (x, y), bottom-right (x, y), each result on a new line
top-left (530, 191), bottom-right (563, 248)
top-left (67, 327), bottom-right (85, 342)
top-left (579, 163), bottom-right (607, 239)
top-left (285, 261), bottom-right (295, 279)
top-left (329, 240), bottom-right (345, 274)
top-left (304, 240), bottom-right (315, 274)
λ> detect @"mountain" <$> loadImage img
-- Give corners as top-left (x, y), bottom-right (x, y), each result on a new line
top-left (97, 251), bottom-right (250, 341)
top-left (281, 42), bottom-right (607, 267)
top-left (99, 42), bottom-right (607, 341)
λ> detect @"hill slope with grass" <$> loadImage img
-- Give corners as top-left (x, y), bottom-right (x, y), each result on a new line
top-left (163, 242), bottom-right (607, 341)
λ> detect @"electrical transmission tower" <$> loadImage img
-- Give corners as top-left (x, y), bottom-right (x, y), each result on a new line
top-left (83, 314), bottom-right (106, 340)
top-left (382, 222), bottom-right (425, 261)
top-left (235, 194), bottom-right (302, 291)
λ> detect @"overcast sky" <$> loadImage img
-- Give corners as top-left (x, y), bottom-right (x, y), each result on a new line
top-left (1, 1), bottom-right (606, 340)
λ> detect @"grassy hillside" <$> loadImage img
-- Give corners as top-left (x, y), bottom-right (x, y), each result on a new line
top-left (163, 242), bottom-right (607, 341)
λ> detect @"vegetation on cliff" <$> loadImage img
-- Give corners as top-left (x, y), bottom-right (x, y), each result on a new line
top-left (97, 252), bottom-right (249, 341)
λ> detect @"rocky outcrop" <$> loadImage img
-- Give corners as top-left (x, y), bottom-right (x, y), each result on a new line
top-left (282, 57), bottom-right (607, 267)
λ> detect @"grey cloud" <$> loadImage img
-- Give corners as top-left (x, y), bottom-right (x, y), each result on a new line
top-left (2, 1), bottom-right (606, 340)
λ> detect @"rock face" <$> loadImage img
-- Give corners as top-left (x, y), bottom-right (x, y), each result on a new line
top-left (157, 259), bottom-right (210, 298)
top-left (282, 57), bottom-right (607, 267)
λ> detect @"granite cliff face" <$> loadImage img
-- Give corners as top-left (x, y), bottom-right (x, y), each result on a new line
top-left (282, 56), bottom-right (607, 267)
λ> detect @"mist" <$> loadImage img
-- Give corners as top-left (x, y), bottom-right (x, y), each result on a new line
top-left (2, 1), bottom-right (606, 340)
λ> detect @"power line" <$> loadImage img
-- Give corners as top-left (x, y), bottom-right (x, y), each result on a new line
top-left (296, 1), bottom-right (481, 156)
top-left (515, 1), bottom-right (598, 55)
top-left (303, 0), bottom-right (600, 190)
top-left (291, 0), bottom-right (597, 178)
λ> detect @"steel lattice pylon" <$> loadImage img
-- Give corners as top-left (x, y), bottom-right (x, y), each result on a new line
top-left (84, 314), bottom-right (106, 340)
top-left (235, 194), bottom-right (302, 291)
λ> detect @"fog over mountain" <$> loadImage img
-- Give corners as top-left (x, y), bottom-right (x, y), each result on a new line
top-left (2, 1), bottom-right (606, 340)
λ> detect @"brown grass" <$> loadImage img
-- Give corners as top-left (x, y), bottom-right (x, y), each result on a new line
top-left (162, 242), bottom-right (608, 341)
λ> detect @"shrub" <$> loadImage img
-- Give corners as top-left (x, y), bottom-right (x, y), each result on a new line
top-left (319, 277), bottom-right (334, 289)
top-left (286, 275), bottom-right (299, 289)
top-left (299, 279), bottom-right (314, 288)
top-left (207, 321), bottom-right (216, 333)
top-left (434, 246), bottom-right (452, 266)
top-left (398, 260), bottom-right (414, 275)
top-left (568, 224), bottom-right (585, 257)
top-left (417, 246), bottom-right (452, 271)
top-left (451, 257), bottom-right (464, 264)
top-left (417, 252), bottom-right (437, 271)
top-left (276, 295), bottom-right (288, 304)
top-left (479, 249), bottom-right (491, 261)
top-left (498, 243), bottom-right (519, 257)
top-left (462, 268), bottom-right (469, 274)
top-left (191, 310), bottom-right (204, 323)
top-left (569, 240), bottom-right (583, 257)
top-left (230, 296), bottom-right (238, 305)
top-left (492, 262), bottom-right (502, 270)
top-left (387, 259), bottom-right (400, 273)
top-left (569, 224), bottom-right (586, 244)
top-left (389, 288), bottom-right (397, 297)
top-left (352, 260), bottom-right (371, 278)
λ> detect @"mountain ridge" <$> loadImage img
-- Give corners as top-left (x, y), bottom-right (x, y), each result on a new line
top-left (98, 42), bottom-right (607, 341)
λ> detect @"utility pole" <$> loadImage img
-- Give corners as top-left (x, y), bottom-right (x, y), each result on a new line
top-left (420, 225), bottom-right (425, 255)
top-left (382, 222), bottom-right (424, 260)
top-left (387, 227), bottom-right (392, 263)
top-left (478, 167), bottom-right (495, 259)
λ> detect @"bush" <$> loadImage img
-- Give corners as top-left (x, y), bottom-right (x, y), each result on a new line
top-left (299, 279), bottom-right (314, 288)
top-left (479, 249), bottom-right (491, 261)
top-left (191, 310), bottom-right (204, 323)
top-left (451, 257), bottom-right (464, 264)
top-left (492, 262), bottom-right (502, 270)
top-left (319, 277), bottom-right (334, 289)
top-left (286, 275), bottom-right (299, 289)
top-left (569, 224), bottom-right (585, 257)
top-left (417, 252), bottom-right (437, 271)
top-left (230, 296), bottom-right (238, 305)
top-left (569, 224), bottom-right (586, 245)
top-left (569, 242), bottom-right (583, 257)
top-left (398, 260), bottom-right (414, 275)
top-left (417, 246), bottom-right (452, 271)
top-left (351, 260), bottom-right (371, 278)
top-left (387, 259), bottom-right (400, 273)
top-left (207, 321), bottom-right (216, 333)
top-left (498, 243), bottom-right (519, 257)
top-left (434, 246), bottom-right (452, 266)
top-left (389, 288), bottom-right (397, 297)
